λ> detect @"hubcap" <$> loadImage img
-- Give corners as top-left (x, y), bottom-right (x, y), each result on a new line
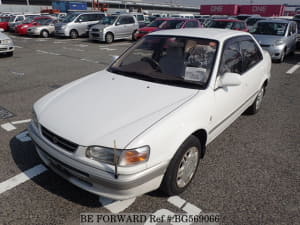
top-left (176, 147), bottom-right (199, 188)
top-left (255, 87), bottom-right (264, 111)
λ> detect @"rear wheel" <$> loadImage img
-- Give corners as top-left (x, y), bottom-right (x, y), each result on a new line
top-left (40, 30), bottom-right (49, 38)
top-left (70, 30), bottom-right (78, 39)
top-left (105, 33), bottom-right (114, 44)
top-left (246, 85), bottom-right (265, 115)
top-left (160, 135), bottom-right (201, 196)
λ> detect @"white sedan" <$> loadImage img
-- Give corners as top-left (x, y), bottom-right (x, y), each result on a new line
top-left (28, 28), bottom-right (271, 200)
top-left (0, 28), bottom-right (14, 56)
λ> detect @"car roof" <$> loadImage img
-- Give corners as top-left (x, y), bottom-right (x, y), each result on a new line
top-left (149, 28), bottom-right (250, 42)
top-left (258, 19), bottom-right (290, 24)
top-left (214, 19), bottom-right (242, 22)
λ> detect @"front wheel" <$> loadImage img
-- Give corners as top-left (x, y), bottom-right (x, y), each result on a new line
top-left (105, 33), bottom-right (114, 44)
top-left (160, 135), bottom-right (201, 196)
top-left (40, 30), bottom-right (49, 38)
top-left (70, 30), bottom-right (78, 39)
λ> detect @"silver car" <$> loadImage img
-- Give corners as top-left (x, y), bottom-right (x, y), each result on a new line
top-left (28, 18), bottom-right (57, 38)
top-left (251, 19), bottom-right (298, 63)
top-left (55, 12), bottom-right (106, 39)
top-left (0, 28), bottom-right (14, 56)
top-left (89, 14), bottom-right (139, 43)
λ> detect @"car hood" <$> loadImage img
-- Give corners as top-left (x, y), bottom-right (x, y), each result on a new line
top-left (35, 70), bottom-right (198, 148)
top-left (253, 34), bottom-right (285, 45)
top-left (0, 31), bottom-right (9, 40)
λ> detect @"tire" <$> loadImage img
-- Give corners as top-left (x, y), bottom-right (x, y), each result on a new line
top-left (131, 30), bottom-right (137, 41)
top-left (40, 30), bottom-right (49, 38)
top-left (6, 52), bottom-right (13, 57)
top-left (105, 32), bottom-right (113, 44)
top-left (246, 85), bottom-right (265, 115)
top-left (274, 49), bottom-right (285, 63)
top-left (160, 135), bottom-right (201, 196)
top-left (70, 30), bottom-right (78, 39)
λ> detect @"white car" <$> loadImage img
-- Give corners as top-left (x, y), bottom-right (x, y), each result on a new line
top-left (28, 28), bottom-right (271, 200)
top-left (0, 28), bottom-right (14, 56)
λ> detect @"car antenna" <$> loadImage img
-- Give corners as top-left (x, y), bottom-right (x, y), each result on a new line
top-left (113, 140), bottom-right (119, 179)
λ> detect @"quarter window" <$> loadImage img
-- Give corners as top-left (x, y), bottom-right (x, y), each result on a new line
top-left (185, 21), bottom-right (199, 28)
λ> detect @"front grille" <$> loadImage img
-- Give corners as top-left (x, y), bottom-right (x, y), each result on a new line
top-left (41, 126), bottom-right (78, 152)
top-left (92, 28), bottom-right (99, 32)
top-left (92, 33), bottom-right (99, 37)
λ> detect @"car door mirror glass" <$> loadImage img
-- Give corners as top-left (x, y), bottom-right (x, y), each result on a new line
top-left (218, 72), bottom-right (241, 88)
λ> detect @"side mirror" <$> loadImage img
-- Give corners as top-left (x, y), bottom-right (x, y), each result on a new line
top-left (217, 72), bottom-right (241, 88)
top-left (0, 28), bottom-right (4, 32)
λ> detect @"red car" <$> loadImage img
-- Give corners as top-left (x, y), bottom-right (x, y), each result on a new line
top-left (206, 19), bottom-right (249, 32)
top-left (135, 18), bottom-right (202, 40)
top-left (15, 16), bottom-right (53, 35)
top-left (0, 16), bottom-right (11, 31)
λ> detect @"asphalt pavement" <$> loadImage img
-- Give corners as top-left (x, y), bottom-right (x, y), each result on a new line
top-left (0, 34), bottom-right (299, 225)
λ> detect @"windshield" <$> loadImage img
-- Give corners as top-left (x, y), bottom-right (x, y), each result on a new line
top-left (108, 36), bottom-right (218, 89)
top-left (246, 18), bottom-right (264, 26)
top-left (23, 16), bottom-right (37, 24)
top-left (237, 15), bottom-right (250, 20)
top-left (9, 16), bottom-right (16, 22)
top-left (159, 20), bottom-right (185, 29)
top-left (147, 19), bottom-right (165, 27)
top-left (0, 17), bottom-right (10, 22)
top-left (62, 13), bottom-right (78, 23)
top-left (99, 16), bottom-right (117, 25)
top-left (251, 22), bottom-right (287, 36)
top-left (207, 20), bottom-right (233, 29)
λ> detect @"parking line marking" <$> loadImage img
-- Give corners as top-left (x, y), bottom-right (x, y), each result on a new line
top-left (0, 164), bottom-right (47, 195)
top-left (168, 196), bottom-right (186, 208)
top-left (11, 119), bottom-right (31, 125)
top-left (1, 123), bottom-right (16, 131)
top-left (182, 202), bottom-right (202, 214)
top-left (99, 196), bottom-right (136, 213)
top-left (63, 47), bottom-right (84, 52)
top-left (286, 63), bottom-right (300, 74)
top-left (14, 45), bottom-right (23, 48)
top-left (80, 58), bottom-right (99, 64)
top-left (36, 50), bottom-right (60, 56)
top-left (99, 47), bottom-right (117, 51)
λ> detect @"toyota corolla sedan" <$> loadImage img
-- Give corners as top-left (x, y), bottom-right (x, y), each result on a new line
top-left (28, 29), bottom-right (271, 200)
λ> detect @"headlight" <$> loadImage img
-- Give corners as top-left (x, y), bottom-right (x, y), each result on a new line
top-left (1, 39), bottom-right (12, 44)
top-left (61, 25), bottom-right (66, 29)
top-left (86, 145), bottom-right (150, 166)
top-left (22, 25), bottom-right (28, 28)
top-left (32, 109), bottom-right (39, 128)
top-left (274, 39), bottom-right (284, 46)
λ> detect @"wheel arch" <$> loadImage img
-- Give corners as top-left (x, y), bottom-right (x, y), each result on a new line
top-left (191, 129), bottom-right (207, 158)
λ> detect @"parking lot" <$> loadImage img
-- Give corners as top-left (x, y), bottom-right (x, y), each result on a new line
top-left (0, 34), bottom-right (299, 225)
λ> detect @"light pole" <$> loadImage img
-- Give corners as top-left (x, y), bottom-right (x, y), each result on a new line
top-left (26, 0), bottom-right (30, 6)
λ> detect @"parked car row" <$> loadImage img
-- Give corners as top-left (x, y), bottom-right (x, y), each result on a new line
top-left (1, 11), bottom-right (299, 64)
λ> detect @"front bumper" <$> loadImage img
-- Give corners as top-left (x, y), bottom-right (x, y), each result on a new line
top-left (28, 123), bottom-right (167, 200)
top-left (0, 44), bottom-right (14, 53)
top-left (89, 31), bottom-right (105, 41)
top-left (261, 44), bottom-right (285, 60)
top-left (27, 29), bottom-right (40, 36)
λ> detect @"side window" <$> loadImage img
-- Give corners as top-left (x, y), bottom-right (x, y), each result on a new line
top-left (127, 16), bottom-right (135, 24)
top-left (95, 14), bottom-right (104, 20)
top-left (240, 39), bottom-right (263, 72)
top-left (88, 14), bottom-right (96, 21)
top-left (185, 21), bottom-right (198, 28)
top-left (219, 41), bottom-right (243, 76)
top-left (118, 16), bottom-right (127, 25)
top-left (77, 14), bottom-right (89, 22)
top-left (240, 22), bottom-right (246, 30)
top-left (16, 16), bottom-right (24, 22)
top-left (233, 22), bottom-right (241, 30)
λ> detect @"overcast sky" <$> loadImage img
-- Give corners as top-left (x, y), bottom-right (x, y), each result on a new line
top-left (133, 0), bottom-right (300, 7)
